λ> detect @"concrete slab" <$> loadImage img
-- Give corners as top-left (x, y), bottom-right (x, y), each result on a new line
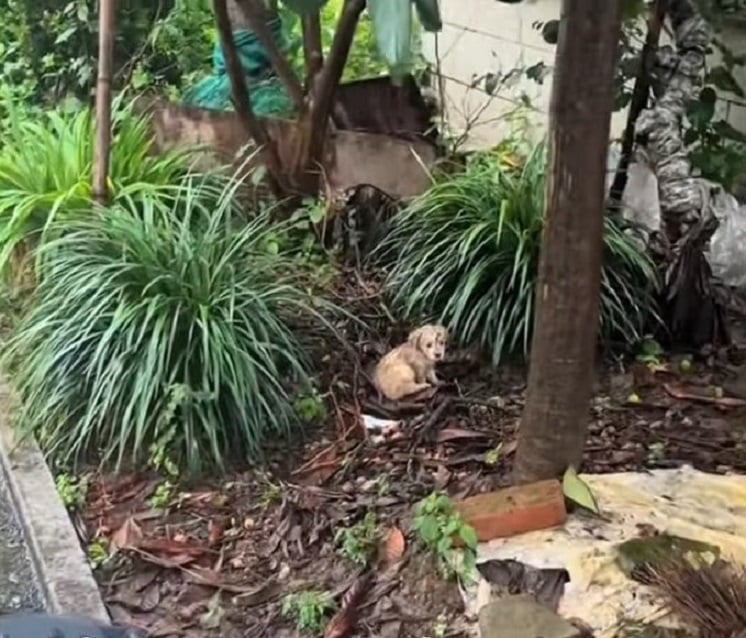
top-left (0, 380), bottom-right (109, 622)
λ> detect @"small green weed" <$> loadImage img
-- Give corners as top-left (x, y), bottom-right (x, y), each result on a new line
top-left (635, 337), bottom-right (664, 366)
top-left (281, 590), bottom-right (336, 634)
top-left (55, 472), bottom-right (87, 511)
top-left (646, 442), bottom-right (667, 464)
top-left (149, 480), bottom-right (175, 509)
top-left (411, 492), bottom-right (478, 583)
top-left (484, 443), bottom-right (504, 467)
top-left (293, 390), bottom-right (327, 424)
top-left (335, 511), bottom-right (380, 567)
top-left (375, 475), bottom-right (392, 497)
top-left (87, 538), bottom-right (109, 569)
top-left (258, 480), bottom-right (283, 509)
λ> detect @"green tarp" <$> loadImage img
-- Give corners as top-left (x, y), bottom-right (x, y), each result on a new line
top-left (182, 18), bottom-right (294, 117)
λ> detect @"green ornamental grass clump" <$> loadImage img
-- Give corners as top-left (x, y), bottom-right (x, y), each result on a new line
top-left (379, 143), bottom-right (660, 364)
top-left (2, 175), bottom-right (332, 473)
top-left (0, 96), bottom-right (192, 278)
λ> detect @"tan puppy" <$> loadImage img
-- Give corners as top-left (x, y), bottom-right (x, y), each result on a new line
top-left (373, 325), bottom-right (448, 401)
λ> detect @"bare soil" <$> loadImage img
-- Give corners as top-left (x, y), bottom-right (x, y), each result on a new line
top-left (77, 271), bottom-right (746, 638)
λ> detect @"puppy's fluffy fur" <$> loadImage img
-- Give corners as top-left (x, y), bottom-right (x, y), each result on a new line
top-left (373, 324), bottom-right (448, 401)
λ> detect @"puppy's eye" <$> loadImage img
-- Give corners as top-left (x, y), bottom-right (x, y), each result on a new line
top-left (426, 342), bottom-right (433, 348)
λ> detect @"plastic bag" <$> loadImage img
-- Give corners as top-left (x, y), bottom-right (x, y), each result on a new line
top-left (367, 0), bottom-right (413, 80)
top-left (620, 154), bottom-right (746, 288)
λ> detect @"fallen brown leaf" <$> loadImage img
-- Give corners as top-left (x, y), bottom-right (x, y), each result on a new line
top-left (110, 516), bottom-right (143, 552)
top-left (208, 519), bottom-right (225, 547)
top-left (663, 383), bottom-right (746, 407)
top-left (292, 444), bottom-right (340, 486)
top-left (380, 527), bottom-right (405, 569)
top-left (324, 573), bottom-right (373, 638)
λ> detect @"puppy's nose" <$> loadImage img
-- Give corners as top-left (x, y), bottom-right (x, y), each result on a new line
top-left (435, 352), bottom-right (443, 360)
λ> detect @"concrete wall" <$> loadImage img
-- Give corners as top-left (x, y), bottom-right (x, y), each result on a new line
top-left (421, 0), bottom-right (746, 149)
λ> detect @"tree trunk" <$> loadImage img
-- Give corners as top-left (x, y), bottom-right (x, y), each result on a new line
top-left (635, 0), bottom-right (728, 348)
top-left (301, 0), bottom-right (365, 189)
top-left (213, 0), bottom-right (286, 194)
top-left (302, 11), bottom-right (324, 90)
top-left (92, 0), bottom-right (116, 205)
top-left (513, 0), bottom-right (623, 484)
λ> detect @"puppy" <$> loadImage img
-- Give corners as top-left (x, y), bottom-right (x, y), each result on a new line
top-left (373, 324), bottom-right (448, 401)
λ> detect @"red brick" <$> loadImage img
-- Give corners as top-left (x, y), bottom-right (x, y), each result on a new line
top-left (454, 480), bottom-right (567, 543)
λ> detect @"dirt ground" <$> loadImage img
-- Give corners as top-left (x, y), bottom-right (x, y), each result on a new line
top-left (77, 271), bottom-right (746, 638)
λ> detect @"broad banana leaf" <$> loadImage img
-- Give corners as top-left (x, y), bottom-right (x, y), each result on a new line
top-left (413, 0), bottom-right (441, 32)
top-left (367, 0), bottom-right (413, 79)
top-left (281, 0), bottom-right (329, 14)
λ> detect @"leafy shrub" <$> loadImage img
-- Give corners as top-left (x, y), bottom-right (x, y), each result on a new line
top-left (411, 492), bottom-right (477, 583)
top-left (0, 96), bottom-right (191, 279)
top-left (379, 143), bottom-right (660, 364)
top-left (282, 590), bottom-right (336, 633)
top-left (3, 176), bottom-right (332, 473)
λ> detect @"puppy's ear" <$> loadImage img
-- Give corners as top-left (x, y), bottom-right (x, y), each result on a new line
top-left (440, 326), bottom-right (449, 342)
top-left (407, 327), bottom-right (423, 349)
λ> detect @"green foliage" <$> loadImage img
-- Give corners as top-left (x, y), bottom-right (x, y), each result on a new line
top-left (281, 0), bottom-right (430, 82)
top-left (293, 389), bottom-right (327, 423)
top-left (411, 492), bottom-right (477, 583)
top-left (2, 177), bottom-right (336, 473)
top-left (534, 4), bottom-right (746, 192)
top-left (149, 480), bottom-right (175, 508)
top-left (282, 0), bottom-right (389, 82)
top-left (55, 472), bottom-right (88, 510)
top-left (0, 97), bottom-right (192, 280)
top-left (685, 85), bottom-right (746, 192)
top-left (281, 590), bottom-right (337, 634)
top-left (335, 511), bottom-right (381, 567)
top-left (635, 337), bottom-right (663, 365)
top-left (87, 538), bottom-right (109, 569)
top-left (380, 144), bottom-right (660, 365)
top-left (0, 0), bottom-right (214, 108)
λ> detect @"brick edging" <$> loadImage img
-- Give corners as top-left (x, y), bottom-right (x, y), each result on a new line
top-left (0, 381), bottom-right (109, 622)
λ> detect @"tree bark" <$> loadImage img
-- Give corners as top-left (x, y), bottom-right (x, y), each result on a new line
top-left (513, 0), bottom-right (624, 484)
top-left (92, 0), bottom-right (116, 205)
top-left (213, 0), bottom-right (285, 194)
top-left (302, 11), bottom-right (324, 90)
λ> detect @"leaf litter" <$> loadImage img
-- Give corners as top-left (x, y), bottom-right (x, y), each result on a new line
top-left (78, 270), bottom-right (746, 637)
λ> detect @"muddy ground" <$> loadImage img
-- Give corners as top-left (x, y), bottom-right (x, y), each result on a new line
top-left (77, 272), bottom-right (746, 638)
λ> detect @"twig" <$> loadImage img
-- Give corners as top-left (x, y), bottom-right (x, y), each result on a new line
top-left (416, 396), bottom-right (453, 444)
